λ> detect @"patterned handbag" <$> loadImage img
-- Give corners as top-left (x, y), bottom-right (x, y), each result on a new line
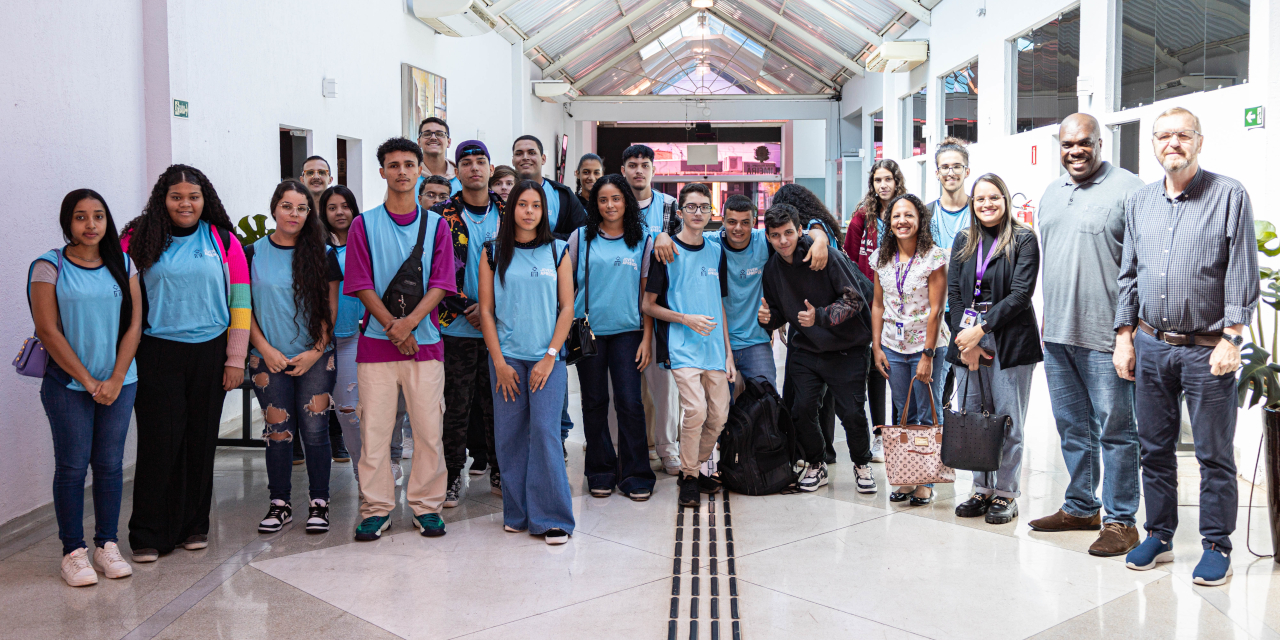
top-left (880, 383), bottom-right (955, 486)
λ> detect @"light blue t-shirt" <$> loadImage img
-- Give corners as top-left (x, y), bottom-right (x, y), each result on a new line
top-left (640, 191), bottom-right (673, 236)
top-left (930, 201), bottom-right (970, 251)
top-left (249, 237), bottom-right (324, 359)
top-left (361, 205), bottom-right (441, 347)
top-left (440, 201), bottom-right (501, 339)
top-left (494, 240), bottom-right (568, 362)
top-left (650, 237), bottom-right (728, 371)
top-left (415, 175), bottom-right (463, 198)
top-left (573, 230), bottom-right (645, 336)
top-left (330, 245), bottom-right (365, 338)
top-left (31, 250), bottom-right (138, 392)
top-left (142, 221), bottom-right (230, 343)
top-left (706, 229), bottom-right (771, 350)
top-left (541, 179), bottom-right (562, 230)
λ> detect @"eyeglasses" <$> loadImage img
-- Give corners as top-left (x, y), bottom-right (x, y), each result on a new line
top-left (937, 164), bottom-right (967, 175)
top-left (419, 131), bottom-right (448, 140)
top-left (277, 203), bottom-right (310, 216)
top-left (302, 169), bottom-right (330, 178)
top-left (972, 196), bottom-right (1004, 207)
top-left (681, 204), bottom-right (715, 214)
top-left (1153, 130), bottom-right (1199, 143)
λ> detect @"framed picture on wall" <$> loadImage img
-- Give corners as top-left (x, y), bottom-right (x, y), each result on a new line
top-left (402, 63), bottom-right (447, 139)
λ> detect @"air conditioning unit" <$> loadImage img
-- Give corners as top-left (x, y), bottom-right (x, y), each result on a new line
top-left (865, 40), bottom-right (929, 73)
top-left (532, 80), bottom-right (579, 104)
top-left (409, 0), bottom-right (493, 38)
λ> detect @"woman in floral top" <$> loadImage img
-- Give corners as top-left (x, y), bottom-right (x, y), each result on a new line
top-left (870, 194), bottom-right (950, 505)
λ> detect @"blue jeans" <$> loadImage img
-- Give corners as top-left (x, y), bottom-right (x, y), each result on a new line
top-left (1043, 342), bottom-right (1140, 526)
top-left (40, 374), bottom-right (137, 555)
top-left (883, 346), bottom-right (949, 426)
top-left (561, 388), bottom-right (573, 443)
top-left (1134, 330), bottom-right (1238, 550)
top-left (250, 354), bottom-right (336, 503)
top-left (732, 342), bottom-right (777, 393)
top-left (490, 357), bottom-right (575, 535)
top-left (576, 331), bottom-right (655, 494)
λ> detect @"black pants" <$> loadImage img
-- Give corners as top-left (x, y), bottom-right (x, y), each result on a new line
top-left (576, 331), bottom-right (655, 494)
top-left (784, 373), bottom-right (838, 463)
top-left (787, 348), bottom-right (871, 465)
top-left (128, 333), bottom-right (229, 554)
top-left (866, 349), bottom-right (888, 434)
top-left (443, 335), bottom-right (496, 480)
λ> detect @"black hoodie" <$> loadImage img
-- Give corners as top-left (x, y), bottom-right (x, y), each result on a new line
top-left (759, 236), bottom-right (874, 354)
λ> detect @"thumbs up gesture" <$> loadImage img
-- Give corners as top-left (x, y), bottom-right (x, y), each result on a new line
top-left (757, 297), bottom-right (771, 325)
top-left (798, 299), bottom-right (816, 327)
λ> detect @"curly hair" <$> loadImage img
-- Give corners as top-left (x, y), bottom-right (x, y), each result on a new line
top-left (585, 174), bottom-right (644, 248)
top-left (123, 165), bottom-right (234, 272)
top-left (771, 183), bottom-right (845, 246)
top-left (268, 181), bottom-right (331, 348)
top-left (858, 159), bottom-right (907, 224)
top-left (875, 193), bottom-right (935, 269)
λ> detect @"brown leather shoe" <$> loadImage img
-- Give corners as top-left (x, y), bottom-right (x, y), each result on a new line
top-left (1089, 522), bottom-right (1140, 557)
top-left (1027, 509), bottom-right (1102, 532)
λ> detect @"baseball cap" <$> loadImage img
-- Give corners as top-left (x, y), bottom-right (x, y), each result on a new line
top-left (455, 140), bottom-right (490, 165)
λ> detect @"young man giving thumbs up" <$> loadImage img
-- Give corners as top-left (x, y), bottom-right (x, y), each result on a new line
top-left (758, 204), bottom-right (877, 493)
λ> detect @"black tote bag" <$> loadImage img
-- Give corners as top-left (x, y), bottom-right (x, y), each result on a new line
top-left (940, 364), bottom-right (1010, 472)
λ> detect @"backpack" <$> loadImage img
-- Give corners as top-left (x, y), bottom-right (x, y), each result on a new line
top-left (719, 376), bottom-right (798, 496)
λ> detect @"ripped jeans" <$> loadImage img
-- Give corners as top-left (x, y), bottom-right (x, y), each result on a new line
top-left (250, 351), bottom-right (337, 504)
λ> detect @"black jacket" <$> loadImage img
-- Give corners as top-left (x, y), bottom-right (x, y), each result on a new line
top-left (543, 177), bottom-right (588, 240)
top-left (759, 236), bottom-right (873, 354)
top-left (945, 226), bottom-right (1043, 369)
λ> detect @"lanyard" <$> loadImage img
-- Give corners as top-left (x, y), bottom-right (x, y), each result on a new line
top-left (893, 251), bottom-right (916, 314)
top-left (972, 237), bottom-right (999, 298)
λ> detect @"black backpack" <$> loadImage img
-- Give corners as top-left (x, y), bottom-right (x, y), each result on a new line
top-left (719, 376), bottom-right (798, 496)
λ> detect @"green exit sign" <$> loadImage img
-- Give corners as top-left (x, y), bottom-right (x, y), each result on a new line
top-left (173, 99), bottom-right (189, 118)
top-left (1245, 106), bottom-right (1264, 129)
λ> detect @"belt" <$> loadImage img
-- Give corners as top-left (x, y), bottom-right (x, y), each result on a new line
top-left (1138, 319), bottom-right (1221, 347)
top-left (972, 302), bottom-right (993, 313)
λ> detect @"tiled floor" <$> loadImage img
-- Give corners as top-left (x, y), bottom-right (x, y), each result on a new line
top-left (2, 356), bottom-right (1279, 639)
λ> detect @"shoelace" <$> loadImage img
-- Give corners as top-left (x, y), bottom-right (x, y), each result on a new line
top-left (855, 466), bottom-right (872, 480)
top-left (68, 550), bottom-right (92, 572)
top-left (265, 504), bottom-right (288, 522)
top-left (100, 544), bottom-right (124, 564)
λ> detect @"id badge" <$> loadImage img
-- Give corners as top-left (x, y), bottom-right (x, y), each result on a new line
top-left (960, 309), bottom-right (979, 330)
top-left (893, 322), bottom-right (905, 342)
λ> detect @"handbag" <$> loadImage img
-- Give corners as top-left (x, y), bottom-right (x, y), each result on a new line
top-left (564, 237), bottom-right (597, 365)
top-left (14, 249), bottom-right (63, 378)
top-left (880, 382), bottom-right (955, 486)
top-left (380, 209), bottom-right (432, 320)
top-left (940, 364), bottom-right (1010, 472)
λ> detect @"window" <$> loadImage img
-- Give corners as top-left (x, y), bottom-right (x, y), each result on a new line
top-left (1111, 121), bottom-right (1141, 175)
top-left (1118, 0), bottom-right (1249, 110)
top-left (902, 88), bottom-right (926, 157)
top-left (1013, 7), bottom-right (1081, 133)
top-left (871, 110), bottom-right (884, 160)
top-left (942, 60), bottom-right (978, 143)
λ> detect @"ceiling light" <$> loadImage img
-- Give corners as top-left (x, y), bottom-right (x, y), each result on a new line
top-left (691, 0), bottom-right (714, 8)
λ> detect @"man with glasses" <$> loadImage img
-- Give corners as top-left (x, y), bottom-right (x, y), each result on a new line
top-left (416, 117), bottom-right (461, 197)
top-left (928, 138), bottom-right (971, 408)
top-left (418, 175), bottom-right (452, 211)
top-left (1029, 113), bottom-right (1144, 558)
top-left (1116, 107), bottom-right (1258, 586)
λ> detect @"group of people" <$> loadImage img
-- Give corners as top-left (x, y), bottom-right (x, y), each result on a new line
top-left (31, 106), bottom-right (1257, 590)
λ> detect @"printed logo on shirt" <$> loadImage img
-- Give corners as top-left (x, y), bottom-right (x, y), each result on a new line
top-left (614, 257), bottom-right (638, 270)
top-left (193, 248), bottom-right (218, 259)
top-left (112, 284), bottom-right (122, 297)
top-left (531, 266), bottom-right (557, 277)
top-left (700, 267), bottom-right (719, 277)
top-left (738, 267), bottom-right (761, 279)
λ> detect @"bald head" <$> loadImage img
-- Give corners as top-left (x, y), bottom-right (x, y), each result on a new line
top-left (1060, 113), bottom-right (1104, 182)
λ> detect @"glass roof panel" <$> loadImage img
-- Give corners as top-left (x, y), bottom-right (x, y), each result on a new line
top-left (781, 1), bottom-right (870, 58)
top-left (537, 1), bottom-right (626, 59)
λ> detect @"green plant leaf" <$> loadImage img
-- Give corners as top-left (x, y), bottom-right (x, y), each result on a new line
top-left (1257, 221), bottom-right (1280, 257)
top-left (1238, 343), bottom-right (1280, 408)
top-left (235, 214), bottom-right (269, 247)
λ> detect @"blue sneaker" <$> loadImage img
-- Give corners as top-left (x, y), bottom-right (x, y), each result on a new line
top-left (1125, 536), bottom-right (1173, 570)
top-left (413, 513), bottom-right (446, 537)
top-left (354, 515), bottom-right (391, 542)
top-left (1191, 547), bottom-right (1232, 586)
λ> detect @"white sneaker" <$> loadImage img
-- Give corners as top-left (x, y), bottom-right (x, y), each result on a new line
top-left (797, 463), bottom-right (829, 492)
top-left (662, 456), bottom-right (681, 476)
top-left (92, 542), bottom-right (133, 579)
top-left (870, 435), bottom-right (885, 463)
top-left (648, 446), bottom-right (659, 461)
top-left (854, 464), bottom-right (878, 494)
top-left (61, 548), bottom-right (97, 587)
top-left (392, 461), bottom-right (405, 486)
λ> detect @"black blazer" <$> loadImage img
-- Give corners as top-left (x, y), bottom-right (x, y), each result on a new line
top-left (543, 177), bottom-right (588, 241)
top-left (945, 226), bottom-right (1043, 369)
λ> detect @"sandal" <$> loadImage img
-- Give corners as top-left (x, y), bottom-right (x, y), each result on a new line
top-left (909, 486), bottom-right (934, 506)
top-left (889, 486), bottom-right (915, 503)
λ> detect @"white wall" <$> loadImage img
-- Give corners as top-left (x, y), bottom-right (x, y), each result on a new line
top-left (792, 120), bottom-right (828, 179)
top-left (0, 0), bottom-right (530, 528)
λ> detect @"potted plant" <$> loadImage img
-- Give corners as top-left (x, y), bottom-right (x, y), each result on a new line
top-left (1238, 220), bottom-right (1280, 560)
top-left (234, 214), bottom-right (270, 247)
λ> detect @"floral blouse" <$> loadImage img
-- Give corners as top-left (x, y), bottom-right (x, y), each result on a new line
top-left (875, 245), bottom-right (950, 354)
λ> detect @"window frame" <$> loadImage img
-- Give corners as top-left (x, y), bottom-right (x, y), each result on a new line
top-left (938, 57), bottom-right (980, 145)
top-left (1007, 3), bottom-right (1082, 134)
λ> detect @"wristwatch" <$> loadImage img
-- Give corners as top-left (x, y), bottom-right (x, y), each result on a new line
top-left (921, 348), bottom-right (936, 358)
top-left (546, 347), bottom-right (559, 357)
top-left (1223, 333), bottom-right (1244, 348)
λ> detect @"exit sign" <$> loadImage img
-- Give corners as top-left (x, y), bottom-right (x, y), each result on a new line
top-left (173, 99), bottom-right (189, 118)
top-left (1245, 106), bottom-right (1264, 129)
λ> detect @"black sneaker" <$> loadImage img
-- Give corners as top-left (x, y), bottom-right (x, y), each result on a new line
top-left (697, 472), bottom-right (722, 494)
top-left (490, 469), bottom-right (502, 496)
top-left (331, 429), bottom-right (350, 462)
top-left (305, 499), bottom-right (330, 533)
top-left (443, 474), bottom-right (464, 508)
top-left (955, 494), bottom-right (991, 518)
top-left (678, 474), bottom-right (700, 507)
top-left (258, 500), bottom-right (292, 533)
top-left (563, 442), bottom-right (568, 462)
top-left (545, 528), bottom-right (569, 545)
top-left (468, 459), bottom-right (488, 476)
top-left (985, 496), bottom-right (1019, 524)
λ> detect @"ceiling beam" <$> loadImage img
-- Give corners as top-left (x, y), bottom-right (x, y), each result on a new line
top-left (735, 0), bottom-right (865, 76)
top-left (485, 0), bottom-right (522, 18)
top-left (523, 0), bottom-right (609, 53)
top-left (540, 0), bottom-right (673, 78)
top-left (711, 8), bottom-right (836, 90)
top-left (793, 0), bottom-right (881, 46)
top-left (573, 6), bottom-right (700, 92)
top-left (883, 0), bottom-right (931, 26)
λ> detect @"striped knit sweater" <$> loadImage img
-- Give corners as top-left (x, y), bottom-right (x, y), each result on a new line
top-left (121, 224), bottom-right (251, 368)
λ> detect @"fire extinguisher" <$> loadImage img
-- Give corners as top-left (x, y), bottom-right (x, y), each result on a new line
top-left (1011, 193), bottom-right (1036, 227)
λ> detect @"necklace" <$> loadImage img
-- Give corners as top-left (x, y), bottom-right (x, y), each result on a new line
top-left (65, 247), bottom-right (101, 263)
top-left (936, 202), bottom-right (963, 241)
top-left (463, 203), bottom-right (491, 227)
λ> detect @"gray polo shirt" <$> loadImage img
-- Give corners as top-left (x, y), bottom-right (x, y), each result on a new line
top-left (1037, 162), bottom-right (1144, 352)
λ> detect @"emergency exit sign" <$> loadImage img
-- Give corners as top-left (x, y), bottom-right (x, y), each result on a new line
top-left (1245, 106), bottom-right (1264, 129)
top-left (173, 99), bottom-right (189, 118)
